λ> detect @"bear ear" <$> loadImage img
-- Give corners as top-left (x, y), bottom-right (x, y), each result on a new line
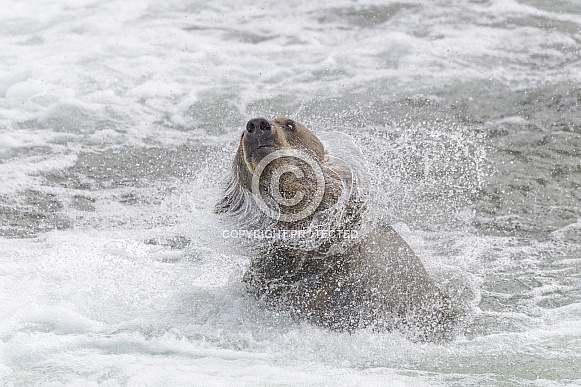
top-left (283, 119), bottom-right (296, 131)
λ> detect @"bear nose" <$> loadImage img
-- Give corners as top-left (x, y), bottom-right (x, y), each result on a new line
top-left (246, 117), bottom-right (271, 134)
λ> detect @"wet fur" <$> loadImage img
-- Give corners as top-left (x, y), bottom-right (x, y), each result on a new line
top-left (216, 118), bottom-right (457, 341)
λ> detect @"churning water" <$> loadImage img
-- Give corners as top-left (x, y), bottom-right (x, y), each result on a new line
top-left (1, 0), bottom-right (580, 385)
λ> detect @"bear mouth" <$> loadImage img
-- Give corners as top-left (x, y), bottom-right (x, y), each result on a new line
top-left (254, 144), bottom-right (274, 150)
top-left (249, 145), bottom-right (276, 161)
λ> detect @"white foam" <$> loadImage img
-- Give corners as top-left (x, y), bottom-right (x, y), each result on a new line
top-left (0, 69), bottom-right (32, 98)
top-left (1, 0), bottom-right (580, 384)
top-left (4, 82), bottom-right (46, 99)
top-left (0, 154), bottom-right (77, 194)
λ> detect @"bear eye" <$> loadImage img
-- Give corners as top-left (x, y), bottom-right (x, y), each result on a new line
top-left (283, 119), bottom-right (295, 130)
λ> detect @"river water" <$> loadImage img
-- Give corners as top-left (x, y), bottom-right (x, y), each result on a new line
top-left (1, 0), bottom-right (580, 385)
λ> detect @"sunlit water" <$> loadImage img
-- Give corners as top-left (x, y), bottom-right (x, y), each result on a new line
top-left (1, 0), bottom-right (580, 385)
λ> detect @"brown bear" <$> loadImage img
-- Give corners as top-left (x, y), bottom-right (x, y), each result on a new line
top-left (216, 117), bottom-right (458, 341)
